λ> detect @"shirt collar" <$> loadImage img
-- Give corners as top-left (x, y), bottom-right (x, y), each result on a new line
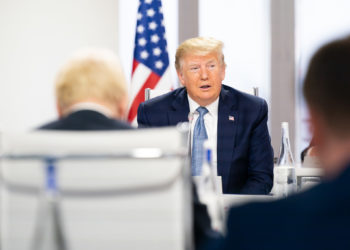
top-left (187, 94), bottom-right (219, 117)
top-left (66, 102), bottom-right (114, 118)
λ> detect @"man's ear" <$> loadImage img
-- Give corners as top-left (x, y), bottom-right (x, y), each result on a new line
top-left (176, 69), bottom-right (186, 87)
top-left (116, 95), bottom-right (128, 120)
top-left (309, 107), bottom-right (325, 147)
top-left (56, 101), bottom-right (64, 118)
top-left (221, 63), bottom-right (226, 81)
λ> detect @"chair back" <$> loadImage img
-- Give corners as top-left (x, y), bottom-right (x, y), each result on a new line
top-left (145, 88), bottom-right (170, 101)
top-left (0, 127), bottom-right (191, 250)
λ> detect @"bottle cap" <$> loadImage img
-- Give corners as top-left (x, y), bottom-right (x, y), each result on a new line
top-left (203, 140), bottom-right (212, 150)
top-left (281, 122), bottom-right (289, 130)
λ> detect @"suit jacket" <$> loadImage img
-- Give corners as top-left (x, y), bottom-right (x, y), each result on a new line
top-left (203, 163), bottom-right (350, 250)
top-left (137, 85), bottom-right (274, 194)
top-left (39, 110), bottom-right (131, 130)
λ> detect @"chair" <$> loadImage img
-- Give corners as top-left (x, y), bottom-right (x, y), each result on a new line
top-left (145, 88), bottom-right (169, 101)
top-left (0, 127), bottom-right (191, 250)
top-left (239, 87), bottom-right (259, 97)
top-left (253, 87), bottom-right (259, 97)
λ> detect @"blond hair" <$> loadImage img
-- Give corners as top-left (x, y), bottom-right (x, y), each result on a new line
top-left (55, 49), bottom-right (127, 112)
top-left (175, 37), bottom-right (225, 71)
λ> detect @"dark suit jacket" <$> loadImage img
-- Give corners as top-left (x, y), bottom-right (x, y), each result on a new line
top-left (39, 110), bottom-right (131, 130)
top-left (203, 163), bottom-right (350, 250)
top-left (137, 85), bottom-right (274, 194)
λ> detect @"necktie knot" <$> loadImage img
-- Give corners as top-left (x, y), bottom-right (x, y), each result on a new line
top-left (196, 106), bottom-right (208, 117)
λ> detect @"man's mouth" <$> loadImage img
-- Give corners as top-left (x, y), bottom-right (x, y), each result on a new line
top-left (200, 85), bottom-right (211, 90)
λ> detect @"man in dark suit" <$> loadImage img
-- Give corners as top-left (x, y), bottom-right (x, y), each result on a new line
top-left (39, 49), bottom-right (131, 130)
top-left (203, 36), bottom-right (350, 250)
top-left (138, 37), bottom-right (273, 194)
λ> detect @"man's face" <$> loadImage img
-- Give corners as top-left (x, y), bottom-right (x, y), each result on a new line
top-left (177, 52), bottom-right (225, 106)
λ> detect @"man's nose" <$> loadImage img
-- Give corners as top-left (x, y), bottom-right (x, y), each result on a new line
top-left (200, 67), bottom-right (209, 80)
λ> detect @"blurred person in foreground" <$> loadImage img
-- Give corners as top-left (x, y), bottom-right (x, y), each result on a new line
top-left (38, 49), bottom-right (215, 247)
top-left (138, 37), bottom-right (273, 195)
top-left (39, 49), bottom-right (130, 130)
top-left (202, 36), bottom-right (350, 250)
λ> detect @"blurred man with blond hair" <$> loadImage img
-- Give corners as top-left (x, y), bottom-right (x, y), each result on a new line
top-left (138, 37), bottom-right (274, 194)
top-left (40, 49), bottom-right (131, 130)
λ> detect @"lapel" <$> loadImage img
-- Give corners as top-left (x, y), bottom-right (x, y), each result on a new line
top-left (217, 86), bottom-right (238, 191)
top-left (167, 88), bottom-right (190, 125)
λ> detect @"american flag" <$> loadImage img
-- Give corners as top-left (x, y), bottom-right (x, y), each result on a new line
top-left (127, 0), bottom-right (172, 123)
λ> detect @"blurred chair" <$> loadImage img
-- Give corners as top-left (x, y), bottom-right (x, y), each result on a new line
top-left (0, 127), bottom-right (191, 250)
top-left (145, 88), bottom-right (169, 101)
top-left (239, 87), bottom-right (259, 97)
top-left (253, 87), bottom-right (259, 97)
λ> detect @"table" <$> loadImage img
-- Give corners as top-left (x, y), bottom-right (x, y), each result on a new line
top-left (222, 194), bottom-right (277, 210)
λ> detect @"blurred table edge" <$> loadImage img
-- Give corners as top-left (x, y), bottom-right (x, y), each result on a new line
top-left (295, 167), bottom-right (323, 177)
top-left (222, 194), bottom-right (277, 210)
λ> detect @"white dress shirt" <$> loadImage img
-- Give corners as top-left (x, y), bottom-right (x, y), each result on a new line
top-left (188, 95), bottom-right (219, 176)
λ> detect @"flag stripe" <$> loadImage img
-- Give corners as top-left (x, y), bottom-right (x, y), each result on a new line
top-left (129, 63), bottom-right (152, 103)
top-left (132, 59), bottom-right (139, 75)
top-left (127, 71), bottom-right (161, 122)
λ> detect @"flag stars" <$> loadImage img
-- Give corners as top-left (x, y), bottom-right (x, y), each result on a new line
top-left (153, 47), bottom-right (162, 56)
top-left (145, 0), bottom-right (153, 4)
top-left (155, 60), bottom-right (164, 69)
top-left (137, 13), bottom-right (142, 20)
top-left (140, 51), bottom-right (149, 59)
top-left (159, 7), bottom-right (163, 13)
top-left (137, 25), bottom-right (145, 33)
top-left (138, 38), bottom-right (147, 46)
top-left (147, 8), bottom-right (155, 17)
top-left (149, 21), bottom-right (157, 30)
top-left (151, 34), bottom-right (160, 43)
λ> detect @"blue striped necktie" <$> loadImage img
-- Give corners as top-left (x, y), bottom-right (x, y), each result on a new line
top-left (192, 106), bottom-right (209, 176)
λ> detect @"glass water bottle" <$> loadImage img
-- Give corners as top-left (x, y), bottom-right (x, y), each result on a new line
top-left (196, 141), bottom-right (225, 233)
top-left (274, 122), bottom-right (297, 197)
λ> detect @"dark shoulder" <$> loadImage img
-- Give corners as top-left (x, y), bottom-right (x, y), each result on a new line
top-left (228, 173), bottom-right (349, 224)
top-left (38, 110), bottom-right (133, 131)
top-left (39, 120), bottom-right (64, 130)
top-left (110, 119), bottom-right (133, 130)
top-left (224, 182), bottom-right (350, 249)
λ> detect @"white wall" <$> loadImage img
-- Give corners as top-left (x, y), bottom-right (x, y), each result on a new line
top-left (0, 0), bottom-right (119, 130)
top-left (199, 0), bottom-right (270, 104)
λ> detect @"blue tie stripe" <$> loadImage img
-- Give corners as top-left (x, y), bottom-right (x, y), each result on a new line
top-left (191, 107), bottom-right (209, 176)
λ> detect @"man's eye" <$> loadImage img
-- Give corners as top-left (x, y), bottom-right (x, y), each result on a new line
top-left (190, 67), bottom-right (199, 71)
top-left (209, 64), bottom-right (216, 68)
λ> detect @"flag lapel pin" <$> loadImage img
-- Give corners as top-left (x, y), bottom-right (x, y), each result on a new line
top-left (229, 115), bottom-right (235, 121)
